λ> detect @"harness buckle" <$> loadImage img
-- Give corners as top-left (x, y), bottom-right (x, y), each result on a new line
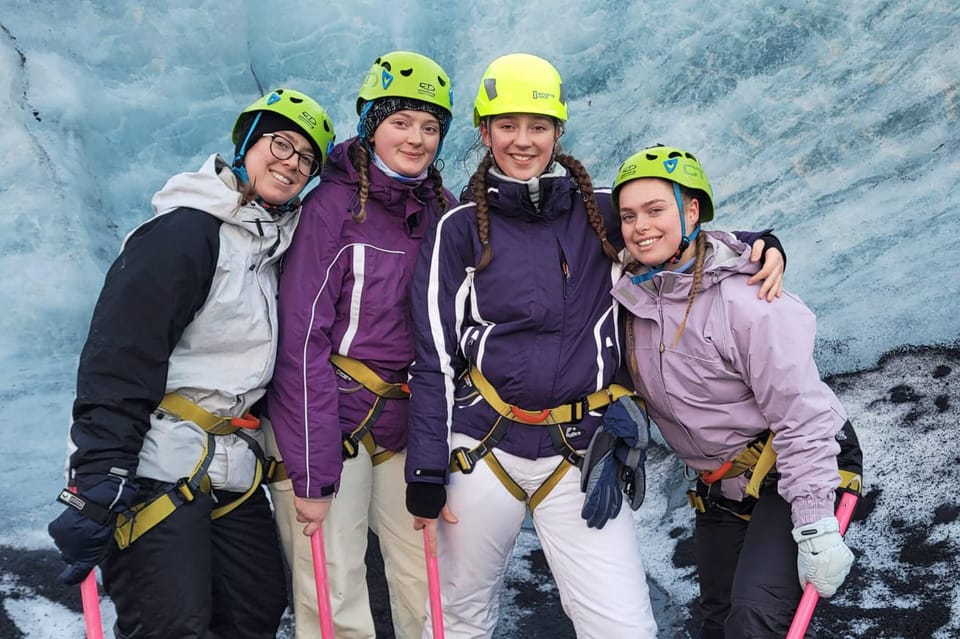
top-left (450, 447), bottom-right (476, 474)
top-left (175, 477), bottom-right (197, 503)
top-left (342, 433), bottom-right (361, 459)
top-left (229, 413), bottom-right (261, 429)
top-left (509, 407), bottom-right (552, 424)
top-left (569, 399), bottom-right (588, 423)
top-left (699, 459), bottom-right (734, 485)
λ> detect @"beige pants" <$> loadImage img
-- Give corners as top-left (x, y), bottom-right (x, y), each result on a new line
top-left (268, 444), bottom-right (428, 639)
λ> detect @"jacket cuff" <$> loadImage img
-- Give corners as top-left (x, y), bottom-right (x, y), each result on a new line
top-left (759, 232), bottom-right (786, 270)
top-left (406, 482), bottom-right (446, 519)
top-left (790, 494), bottom-right (835, 528)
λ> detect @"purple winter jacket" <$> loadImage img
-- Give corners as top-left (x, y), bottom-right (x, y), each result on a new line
top-left (405, 168), bottom-right (638, 485)
top-left (268, 138), bottom-right (457, 498)
top-left (611, 231), bottom-right (846, 526)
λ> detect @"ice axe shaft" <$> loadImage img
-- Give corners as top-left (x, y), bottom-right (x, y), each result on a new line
top-left (786, 491), bottom-right (859, 639)
top-left (80, 570), bottom-right (103, 639)
top-left (310, 526), bottom-right (336, 639)
top-left (423, 527), bottom-right (445, 639)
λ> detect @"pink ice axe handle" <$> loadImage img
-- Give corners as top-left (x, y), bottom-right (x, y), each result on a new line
top-left (80, 570), bottom-right (103, 639)
top-left (311, 527), bottom-right (336, 639)
top-left (423, 527), bottom-right (445, 639)
top-left (786, 491), bottom-right (859, 639)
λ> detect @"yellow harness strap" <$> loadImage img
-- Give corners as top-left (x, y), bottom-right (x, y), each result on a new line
top-left (330, 354), bottom-right (410, 399)
top-left (331, 354), bottom-right (408, 466)
top-left (114, 432), bottom-right (216, 549)
top-left (468, 367), bottom-right (633, 425)
top-left (157, 393), bottom-right (261, 436)
top-left (745, 432), bottom-right (778, 498)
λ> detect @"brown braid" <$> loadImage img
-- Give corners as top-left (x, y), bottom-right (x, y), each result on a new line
top-left (427, 164), bottom-right (449, 214)
top-left (554, 152), bottom-right (620, 263)
top-left (670, 232), bottom-right (706, 348)
top-left (352, 143), bottom-right (371, 223)
top-left (471, 151), bottom-right (495, 271)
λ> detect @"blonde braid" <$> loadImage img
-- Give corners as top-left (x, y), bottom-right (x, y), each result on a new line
top-left (472, 151), bottom-right (495, 271)
top-left (670, 232), bottom-right (706, 348)
top-left (555, 152), bottom-right (620, 262)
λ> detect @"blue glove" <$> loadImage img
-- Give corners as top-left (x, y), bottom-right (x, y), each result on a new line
top-left (580, 397), bottom-right (649, 529)
top-left (580, 429), bottom-right (623, 529)
top-left (48, 473), bottom-right (138, 585)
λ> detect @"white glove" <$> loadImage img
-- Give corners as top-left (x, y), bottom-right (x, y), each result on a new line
top-left (791, 516), bottom-right (854, 597)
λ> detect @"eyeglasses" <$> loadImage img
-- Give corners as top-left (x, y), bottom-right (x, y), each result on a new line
top-left (261, 133), bottom-right (321, 177)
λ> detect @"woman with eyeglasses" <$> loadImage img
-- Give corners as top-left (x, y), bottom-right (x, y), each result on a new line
top-left (265, 51), bottom-right (457, 639)
top-left (48, 88), bottom-right (335, 638)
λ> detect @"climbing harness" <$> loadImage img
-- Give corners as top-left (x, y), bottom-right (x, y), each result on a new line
top-left (112, 393), bottom-right (285, 549)
top-left (450, 366), bottom-right (634, 511)
top-left (330, 354), bottom-right (409, 466)
top-left (686, 432), bottom-right (777, 522)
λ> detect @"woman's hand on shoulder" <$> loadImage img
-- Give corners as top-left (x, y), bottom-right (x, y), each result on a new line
top-left (747, 239), bottom-right (784, 302)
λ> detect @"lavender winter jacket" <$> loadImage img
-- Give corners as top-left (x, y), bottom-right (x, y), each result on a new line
top-left (268, 138), bottom-right (457, 498)
top-left (611, 231), bottom-right (846, 526)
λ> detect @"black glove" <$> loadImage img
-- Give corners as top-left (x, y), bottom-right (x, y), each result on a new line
top-left (580, 397), bottom-right (649, 529)
top-left (406, 481), bottom-right (446, 519)
top-left (48, 473), bottom-right (138, 585)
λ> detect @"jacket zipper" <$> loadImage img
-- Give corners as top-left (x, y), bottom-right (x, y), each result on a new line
top-left (558, 243), bottom-right (570, 300)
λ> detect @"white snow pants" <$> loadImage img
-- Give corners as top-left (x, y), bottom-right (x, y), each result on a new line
top-left (265, 421), bottom-right (427, 639)
top-left (424, 433), bottom-right (658, 639)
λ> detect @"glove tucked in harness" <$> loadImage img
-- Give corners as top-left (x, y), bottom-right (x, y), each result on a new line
top-left (580, 396), bottom-right (649, 529)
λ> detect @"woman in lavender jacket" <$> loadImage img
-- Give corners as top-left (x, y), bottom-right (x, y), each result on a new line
top-left (610, 144), bottom-right (862, 638)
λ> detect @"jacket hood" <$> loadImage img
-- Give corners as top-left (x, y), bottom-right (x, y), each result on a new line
top-left (150, 154), bottom-right (299, 231)
top-left (615, 231), bottom-right (760, 303)
top-left (324, 138), bottom-right (446, 223)
top-left (465, 166), bottom-right (579, 222)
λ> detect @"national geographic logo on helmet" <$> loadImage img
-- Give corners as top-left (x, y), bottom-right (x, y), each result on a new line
top-left (532, 90), bottom-right (556, 101)
top-left (418, 81), bottom-right (438, 100)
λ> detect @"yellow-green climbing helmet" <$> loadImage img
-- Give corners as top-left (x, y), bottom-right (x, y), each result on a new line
top-left (233, 88), bottom-right (336, 168)
top-left (473, 53), bottom-right (567, 126)
top-left (356, 51), bottom-right (453, 117)
top-left (612, 145), bottom-right (715, 222)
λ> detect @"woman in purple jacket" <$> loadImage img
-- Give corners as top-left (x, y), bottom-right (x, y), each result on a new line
top-left (266, 51), bottom-right (457, 639)
top-left (402, 55), bottom-right (788, 638)
top-left (610, 144), bottom-right (862, 638)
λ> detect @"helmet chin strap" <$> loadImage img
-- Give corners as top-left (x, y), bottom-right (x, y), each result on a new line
top-left (231, 112), bottom-right (262, 185)
top-left (630, 182), bottom-right (699, 285)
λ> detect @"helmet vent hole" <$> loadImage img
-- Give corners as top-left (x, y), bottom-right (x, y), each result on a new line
top-left (400, 68), bottom-right (413, 77)
top-left (289, 97), bottom-right (303, 104)
top-left (437, 76), bottom-right (447, 87)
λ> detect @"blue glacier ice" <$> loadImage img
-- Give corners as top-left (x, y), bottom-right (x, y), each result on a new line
top-left (0, 2), bottom-right (958, 637)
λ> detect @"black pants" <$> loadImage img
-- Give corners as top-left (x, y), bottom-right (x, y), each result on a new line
top-left (694, 484), bottom-right (808, 639)
top-left (102, 484), bottom-right (287, 639)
